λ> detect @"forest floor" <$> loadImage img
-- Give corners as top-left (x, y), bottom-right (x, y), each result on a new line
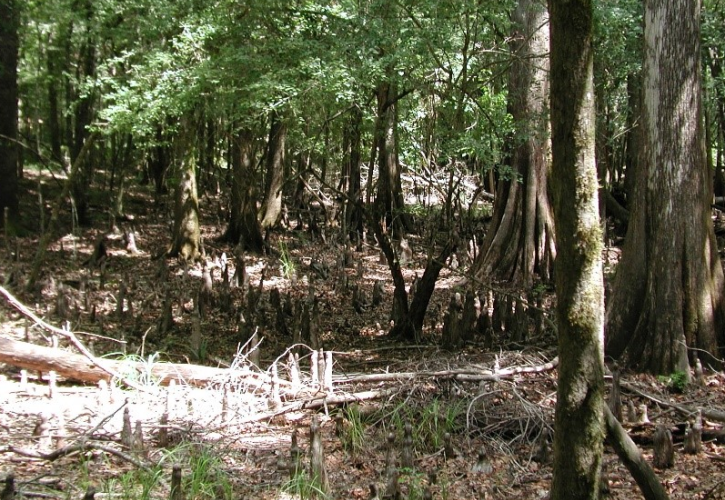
top-left (1, 173), bottom-right (725, 500)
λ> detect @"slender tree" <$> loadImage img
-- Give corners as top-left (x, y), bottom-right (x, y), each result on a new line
top-left (548, 0), bottom-right (606, 498)
top-left (473, 0), bottom-right (555, 287)
top-left (260, 112), bottom-right (287, 229)
top-left (66, 0), bottom-right (97, 225)
top-left (169, 159), bottom-right (201, 261)
top-left (373, 76), bottom-right (409, 236)
top-left (0, 0), bottom-right (19, 229)
top-left (606, 0), bottom-right (725, 374)
top-left (341, 105), bottom-right (364, 243)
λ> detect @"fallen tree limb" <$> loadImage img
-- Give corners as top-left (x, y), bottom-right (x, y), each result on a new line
top-left (2, 442), bottom-right (151, 472)
top-left (0, 336), bottom-right (271, 388)
top-left (604, 405), bottom-right (669, 500)
top-left (0, 284), bottom-right (146, 391)
top-left (241, 389), bottom-right (395, 424)
top-left (336, 357), bottom-right (558, 384)
top-left (622, 380), bottom-right (725, 423)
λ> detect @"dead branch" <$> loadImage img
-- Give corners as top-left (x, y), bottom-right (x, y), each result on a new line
top-left (335, 357), bottom-right (558, 384)
top-left (604, 405), bottom-right (669, 500)
top-left (622, 380), bottom-right (725, 423)
top-left (240, 389), bottom-right (395, 424)
top-left (0, 284), bottom-right (145, 391)
top-left (2, 442), bottom-right (151, 472)
top-left (0, 336), bottom-right (271, 388)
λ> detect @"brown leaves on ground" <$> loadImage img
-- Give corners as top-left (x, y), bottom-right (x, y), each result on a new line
top-left (0, 179), bottom-right (725, 499)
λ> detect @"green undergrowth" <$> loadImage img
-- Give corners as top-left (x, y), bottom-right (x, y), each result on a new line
top-left (658, 370), bottom-right (689, 393)
top-left (374, 397), bottom-right (466, 453)
top-left (73, 443), bottom-right (232, 500)
top-left (282, 470), bottom-right (330, 500)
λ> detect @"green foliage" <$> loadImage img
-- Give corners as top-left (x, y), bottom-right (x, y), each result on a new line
top-left (105, 352), bottom-right (164, 388)
top-left (156, 444), bottom-right (232, 500)
top-left (86, 444), bottom-right (231, 500)
top-left (658, 371), bottom-right (689, 393)
top-left (398, 468), bottom-right (429, 500)
top-left (279, 241), bottom-right (296, 279)
top-left (185, 445), bottom-right (232, 500)
top-left (99, 464), bottom-right (164, 500)
top-left (339, 404), bottom-right (367, 455)
top-left (282, 470), bottom-right (330, 500)
top-left (191, 338), bottom-right (209, 362)
top-left (385, 398), bottom-right (465, 453)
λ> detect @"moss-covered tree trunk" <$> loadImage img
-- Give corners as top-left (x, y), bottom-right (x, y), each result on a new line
top-left (473, 0), bottom-right (554, 287)
top-left (224, 127), bottom-right (264, 253)
top-left (605, 0), bottom-right (725, 374)
top-left (548, 0), bottom-right (606, 498)
top-left (260, 113), bottom-right (286, 229)
top-left (169, 160), bottom-right (201, 261)
top-left (0, 0), bottom-right (19, 229)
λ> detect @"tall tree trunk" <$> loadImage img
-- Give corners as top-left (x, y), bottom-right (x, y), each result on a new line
top-left (224, 127), bottom-right (264, 253)
top-left (200, 117), bottom-right (216, 194)
top-left (605, 0), bottom-right (725, 374)
top-left (0, 0), bottom-right (19, 229)
top-left (706, 48), bottom-right (725, 197)
top-left (260, 113), bottom-right (286, 229)
top-left (149, 126), bottom-right (170, 195)
top-left (623, 73), bottom-right (642, 205)
top-left (374, 78), bottom-right (409, 236)
top-left (169, 160), bottom-right (201, 261)
top-left (473, 0), bottom-right (554, 287)
top-left (343, 105), bottom-right (364, 243)
top-left (548, 0), bottom-right (606, 498)
top-left (69, 0), bottom-right (96, 225)
top-left (46, 32), bottom-right (62, 163)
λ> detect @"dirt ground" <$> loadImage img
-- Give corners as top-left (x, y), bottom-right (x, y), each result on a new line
top-left (1, 177), bottom-right (725, 500)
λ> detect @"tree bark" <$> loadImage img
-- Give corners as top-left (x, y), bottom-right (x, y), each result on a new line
top-left (604, 406), bottom-right (669, 500)
top-left (0, 336), bottom-right (270, 388)
top-left (46, 31), bottom-right (62, 163)
top-left (389, 240), bottom-right (454, 341)
top-left (169, 160), bottom-right (201, 260)
top-left (624, 74), bottom-right (642, 205)
top-left (342, 105), bottom-right (364, 243)
top-left (144, 126), bottom-right (170, 195)
top-left (69, 0), bottom-right (97, 225)
top-left (224, 127), bottom-right (264, 252)
top-left (548, 0), bottom-right (606, 498)
top-left (0, 0), bottom-right (19, 228)
top-left (473, 0), bottom-right (554, 287)
top-left (605, 0), bottom-right (725, 374)
top-left (260, 113), bottom-right (286, 229)
top-left (374, 78), bottom-right (409, 236)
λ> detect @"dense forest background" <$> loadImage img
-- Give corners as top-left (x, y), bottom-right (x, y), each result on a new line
top-left (1, 0), bottom-right (725, 499)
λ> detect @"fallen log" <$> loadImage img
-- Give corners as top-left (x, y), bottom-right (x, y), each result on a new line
top-left (622, 380), bottom-right (725, 423)
top-left (335, 356), bottom-right (558, 384)
top-left (605, 405), bottom-right (669, 500)
top-left (0, 336), bottom-right (269, 388)
top-left (240, 389), bottom-right (395, 424)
